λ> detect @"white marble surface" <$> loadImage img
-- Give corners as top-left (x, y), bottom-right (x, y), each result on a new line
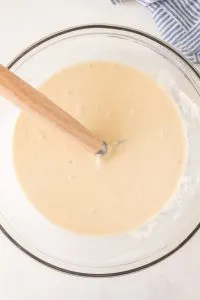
top-left (0, 0), bottom-right (200, 299)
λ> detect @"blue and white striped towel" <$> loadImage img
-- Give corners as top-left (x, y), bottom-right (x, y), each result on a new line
top-left (111, 0), bottom-right (200, 63)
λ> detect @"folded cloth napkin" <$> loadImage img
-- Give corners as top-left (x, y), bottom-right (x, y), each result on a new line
top-left (111, 0), bottom-right (200, 63)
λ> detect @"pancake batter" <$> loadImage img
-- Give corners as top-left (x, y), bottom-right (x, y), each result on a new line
top-left (13, 62), bottom-right (186, 235)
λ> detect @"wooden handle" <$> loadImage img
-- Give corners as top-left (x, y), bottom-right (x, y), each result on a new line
top-left (0, 65), bottom-right (105, 155)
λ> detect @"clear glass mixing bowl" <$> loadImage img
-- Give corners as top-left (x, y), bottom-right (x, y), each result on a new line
top-left (0, 25), bottom-right (200, 277)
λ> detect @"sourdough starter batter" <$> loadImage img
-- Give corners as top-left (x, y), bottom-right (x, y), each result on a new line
top-left (13, 62), bottom-right (186, 235)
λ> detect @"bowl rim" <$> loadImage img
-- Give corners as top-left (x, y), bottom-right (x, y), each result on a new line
top-left (1, 23), bottom-right (200, 277)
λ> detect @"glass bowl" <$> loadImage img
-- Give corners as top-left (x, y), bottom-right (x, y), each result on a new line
top-left (0, 24), bottom-right (200, 277)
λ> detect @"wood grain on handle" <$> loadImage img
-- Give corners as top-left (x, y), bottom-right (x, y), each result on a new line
top-left (0, 65), bottom-right (104, 154)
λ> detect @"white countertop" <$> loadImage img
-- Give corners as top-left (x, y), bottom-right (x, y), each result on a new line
top-left (0, 1), bottom-right (200, 299)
